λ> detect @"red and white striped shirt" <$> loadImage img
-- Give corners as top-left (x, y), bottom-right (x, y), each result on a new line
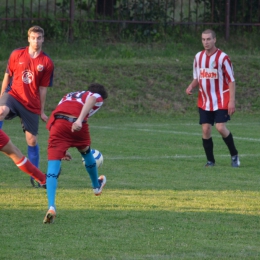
top-left (46, 91), bottom-right (103, 131)
top-left (193, 48), bottom-right (235, 111)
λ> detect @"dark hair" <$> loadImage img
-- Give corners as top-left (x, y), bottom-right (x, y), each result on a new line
top-left (88, 83), bottom-right (108, 100)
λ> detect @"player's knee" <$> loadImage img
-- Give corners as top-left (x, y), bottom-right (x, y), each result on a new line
top-left (0, 106), bottom-right (9, 120)
top-left (79, 146), bottom-right (90, 155)
top-left (202, 125), bottom-right (211, 137)
top-left (25, 133), bottom-right (37, 146)
top-left (215, 123), bottom-right (227, 134)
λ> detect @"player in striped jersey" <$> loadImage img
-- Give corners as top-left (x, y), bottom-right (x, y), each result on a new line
top-left (43, 83), bottom-right (108, 223)
top-left (186, 29), bottom-right (240, 167)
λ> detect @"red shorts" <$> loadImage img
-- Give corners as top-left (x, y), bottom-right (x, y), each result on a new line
top-left (0, 129), bottom-right (10, 149)
top-left (47, 119), bottom-right (91, 160)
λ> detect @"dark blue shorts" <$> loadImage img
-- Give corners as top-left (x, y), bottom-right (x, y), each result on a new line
top-left (0, 92), bottom-right (39, 135)
top-left (199, 108), bottom-right (230, 126)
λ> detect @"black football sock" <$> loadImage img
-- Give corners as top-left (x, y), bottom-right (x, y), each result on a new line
top-left (222, 132), bottom-right (238, 157)
top-left (202, 137), bottom-right (215, 163)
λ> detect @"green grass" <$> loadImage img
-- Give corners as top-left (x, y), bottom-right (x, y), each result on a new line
top-left (0, 115), bottom-right (260, 259)
top-left (0, 37), bottom-right (260, 259)
top-left (1, 38), bottom-right (260, 114)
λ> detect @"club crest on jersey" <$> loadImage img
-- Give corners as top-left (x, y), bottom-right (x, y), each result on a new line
top-left (200, 68), bottom-right (218, 79)
top-left (22, 70), bottom-right (34, 84)
top-left (37, 64), bottom-right (44, 71)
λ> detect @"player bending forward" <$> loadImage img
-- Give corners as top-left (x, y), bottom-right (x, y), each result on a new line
top-left (0, 129), bottom-right (46, 186)
top-left (43, 83), bottom-right (108, 224)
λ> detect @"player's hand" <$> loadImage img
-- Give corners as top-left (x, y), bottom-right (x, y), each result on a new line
top-left (228, 100), bottom-right (236, 115)
top-left (72, 121), bottom-right (82, 132)
top-left (41, 113), bottom-right (48, 122)
top-left (186, 86), bottom-right (193, 95)
top-left (62, 150), bottom-right (72, 161)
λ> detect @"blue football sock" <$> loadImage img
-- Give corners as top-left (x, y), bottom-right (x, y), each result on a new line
top-left (81, 152), bottom-right (99, 188)
top-left (0, 121), bottom-right (3, 129)
top-left (46, 160), bottom-right (61, 209)
top-left (28, 144), bottom-right (39, 168)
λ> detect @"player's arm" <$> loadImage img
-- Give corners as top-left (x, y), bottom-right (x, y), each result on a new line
top-left (72, 96), bottom-right (96, 132)
top-left (228, 81), bottom-right (236, 116)
top-left (2, 51), bottom-right (16, 96)
top-left (223, 57), bottom-right (236, 115)
top-left (1, 73), bottom-right (11, 96)
top-left (39, 86), bottom-right (48, 122)
top-left (186, 79), bottom-right (199, 95)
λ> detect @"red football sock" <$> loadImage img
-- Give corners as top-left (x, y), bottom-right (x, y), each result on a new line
top-left (16, 156), bottom-right (46, 184)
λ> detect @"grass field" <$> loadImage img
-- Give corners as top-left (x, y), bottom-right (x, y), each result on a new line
top-left (1, 37), bottom-right (260, 114)
top-left (0, 34), bottom-right (260, 259)
top-left (0, 114), bottom-right (260, 259)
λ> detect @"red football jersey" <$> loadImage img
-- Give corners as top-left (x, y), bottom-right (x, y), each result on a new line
top-left (46, 90), bottom-right (103, 130)
top-left (55, 90), bottom-right (103, 119)
top-left (6, 46), bottom-right (54, 114)
top-left (193, 49), bottom-right (235, 111)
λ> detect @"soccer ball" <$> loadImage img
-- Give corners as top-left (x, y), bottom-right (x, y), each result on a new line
top-left (91, 149), bottom-right (104, 168)
top-left (82, 149), bottom-right (104, 168)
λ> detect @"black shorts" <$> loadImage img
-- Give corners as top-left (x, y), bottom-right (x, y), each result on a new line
top-left (0, 92), bottom-right (39, 135)
top-left (199, 108), bottom-right (230, 126)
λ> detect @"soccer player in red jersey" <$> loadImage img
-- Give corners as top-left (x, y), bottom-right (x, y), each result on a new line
top-left (0, 129), bottom-right (46, 186)
top-left (186, 29), bottom-right (240, 167)
top-left (43, 83), bottom-right (108, 224)
top-left (0, 26), bottom-right (54, 186)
